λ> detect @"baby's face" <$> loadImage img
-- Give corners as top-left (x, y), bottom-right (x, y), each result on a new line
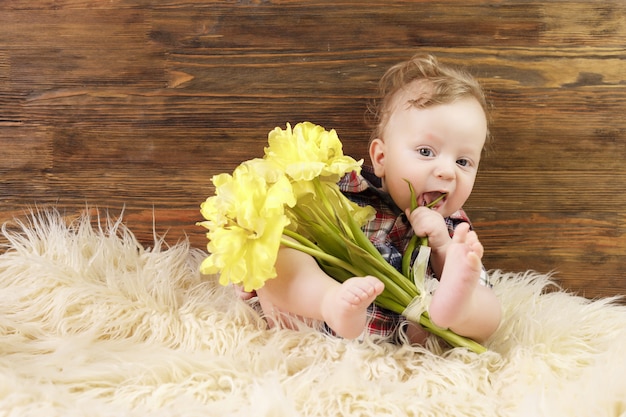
top-left (369, 88), bottom-right (487, 217)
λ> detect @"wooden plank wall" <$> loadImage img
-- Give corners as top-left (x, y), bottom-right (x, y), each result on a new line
top-left (1, 1), bottom-right (625, 300)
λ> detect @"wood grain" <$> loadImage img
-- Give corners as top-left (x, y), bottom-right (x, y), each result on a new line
top-left (1, 1), bottom-right (625, 300)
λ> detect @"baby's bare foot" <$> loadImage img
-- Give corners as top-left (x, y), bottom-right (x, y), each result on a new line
top-left (429, 223), bottom-right (483, 330)
top-left (321, 276), bottom-right (384, 339)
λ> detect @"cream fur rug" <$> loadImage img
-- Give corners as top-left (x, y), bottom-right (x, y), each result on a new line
top-left (0, 210), bottom-right (625, 417)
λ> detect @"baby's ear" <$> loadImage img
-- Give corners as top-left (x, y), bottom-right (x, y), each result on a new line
top-left (369, 138), bottom-right (386, 177)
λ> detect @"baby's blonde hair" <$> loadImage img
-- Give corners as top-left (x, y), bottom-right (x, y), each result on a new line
top-left (367, 54), bottom-right (491, 148)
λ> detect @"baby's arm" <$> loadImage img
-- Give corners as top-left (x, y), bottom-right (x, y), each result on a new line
top-left (405, 207), bottom-right (452, 277)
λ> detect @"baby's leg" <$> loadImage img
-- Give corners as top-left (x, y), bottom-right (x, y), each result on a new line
top-left (321, 276), bottom-right (384, 339)
top-left (257, 246), bottom-right (383, 340)
top-left (428, 223), bottom-right (483, 331)
top-left (259, 276), bottom-right (383, 339)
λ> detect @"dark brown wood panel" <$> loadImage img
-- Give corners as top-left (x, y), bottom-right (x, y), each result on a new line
top-left (1, 1), bottom-right (625, 301)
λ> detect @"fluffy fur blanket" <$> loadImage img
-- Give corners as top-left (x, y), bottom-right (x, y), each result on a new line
top-left (0, 210), bottom-right (624, 417)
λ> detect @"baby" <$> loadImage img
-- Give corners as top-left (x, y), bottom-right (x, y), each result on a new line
top-left (249, 54), bottom-right (501, 345)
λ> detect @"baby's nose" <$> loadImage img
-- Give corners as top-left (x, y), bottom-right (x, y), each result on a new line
top-left (434, 159), bottom-right (455, 180)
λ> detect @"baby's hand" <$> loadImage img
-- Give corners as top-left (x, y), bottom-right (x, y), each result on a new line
top-left (406, 206), bottom-right (451, 253)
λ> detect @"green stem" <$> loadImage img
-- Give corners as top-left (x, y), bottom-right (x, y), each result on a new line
top-left (401, 181), bottom-right (447, 279)
top-left (418, 313), bottom-right (487, 353)
top-left (280, 234), bottom-right (363, 278)
top-left (282, 182), bottom-right (485, 354)
top-left (332, 188), bottom-right (419, 298)
top-left (403, 236), bottom-right (419, 278)
top-left (282, 228), bottom-right (319, 250)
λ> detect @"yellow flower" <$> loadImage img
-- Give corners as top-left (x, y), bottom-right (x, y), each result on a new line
top-left (201, 217), bottom-right (287, 291)
top-left (265, 122), bottom-right (363, 184)
top-left (198, 195), bottom-right (226, 231)
top-left (198, 161), bottom-right (295, 291)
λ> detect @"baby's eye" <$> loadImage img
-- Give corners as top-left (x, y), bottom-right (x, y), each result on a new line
top-left (418, 148), bottom-right (433, 157)
top-left (456, 158), bottom-right (470, 167)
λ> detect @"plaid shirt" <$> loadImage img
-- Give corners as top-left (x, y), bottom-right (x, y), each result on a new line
top-left (334, 166), bottom-right (475, 339)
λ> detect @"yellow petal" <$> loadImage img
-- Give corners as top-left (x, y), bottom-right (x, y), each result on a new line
top-left (265, 122), bottom-right (362, 183)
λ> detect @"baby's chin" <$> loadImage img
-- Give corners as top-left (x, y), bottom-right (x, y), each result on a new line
top-left (434, 206), bottom-right (457, 218)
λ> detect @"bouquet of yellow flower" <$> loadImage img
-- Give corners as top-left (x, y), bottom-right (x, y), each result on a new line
top-left (198, 122), bottom-right (486, 353)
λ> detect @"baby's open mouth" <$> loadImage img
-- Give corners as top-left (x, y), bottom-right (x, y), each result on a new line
top-left (419, 191), bottom-right (447, 208)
